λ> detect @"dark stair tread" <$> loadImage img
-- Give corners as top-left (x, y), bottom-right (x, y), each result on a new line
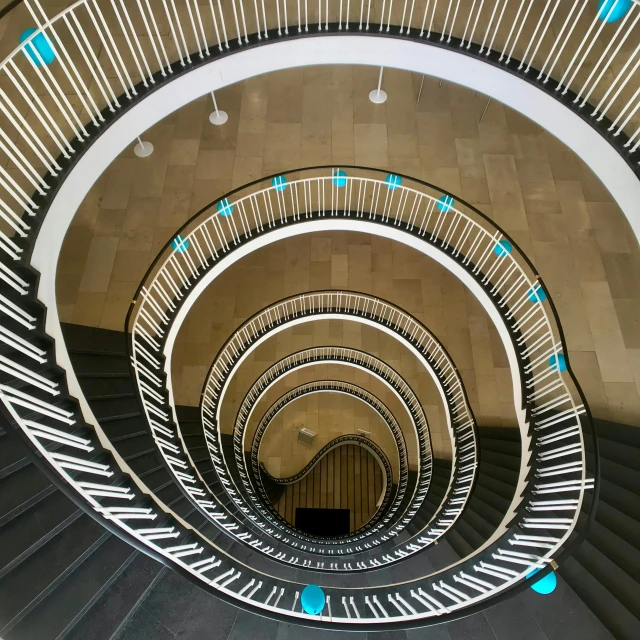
top-left (89, 396), bottom-right (142, 420)
top-left (64, 554), bottom-right (163, 640)
top-left (573, 539), bottom-right (640, 616)
top-left (5, 536), bottom-right (136, 640)
top-left (597, 485), bottom-right (640, 536)
top-left (75, 377), bottom-right (136, 397)
top-left (599, 463), bottom-right (640, 503)
top-left (0, 433), bottom-right (29, 477)
top-left (589, 519), bottom-right (640, 582)
top-left (560, 555), bottom-right (640, 640)
top-left (477, 436), bottom-right (521, 457)
top-left (68, 352), bottom-right (131, 375)
top-left (0, 514), bottom-right (108, 633)
top-left (594, 503), bottom-right (640, 555)
top-left (478, 461), bottom-right (520, 486)
top-left (61, 323), bottom-right (128, 355)
top-left (0, 492), bottom-right (81, 579)
top-left (478, 449), bottom-right (521, 472)
top-left (0, 465), bottom-right (53, 524)
top-left (444, 528), bottom-right (474, 558)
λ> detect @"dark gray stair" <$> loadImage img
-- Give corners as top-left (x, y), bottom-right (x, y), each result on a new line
top-left (0, 418), bottom-right (158, 640)
top-left (559, 418), bottom-right (640, 640)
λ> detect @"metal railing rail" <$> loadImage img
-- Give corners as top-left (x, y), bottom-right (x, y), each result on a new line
top-left (223, 346), bottom-right (431, 546)
top-left (252, 380), bottom-right (407, 484)
top-left (258, 432), bottom-right (395, 532)
top-left (202, 283), bottom-right (480, 546)
top-left (226, 346), bottom-right (477, 562)
top-left (198, 290), bottom-right (475, 546)
top-left (0, 0), bottom-right (606, 624)
top-left (251, 381), bottom-right (409, 534)
top-left (1, 0), bottom-right (639, 245)
top-left (0, 164), bottom-right (597, 626)
top-left (120, 165), bottom-right (596, 620)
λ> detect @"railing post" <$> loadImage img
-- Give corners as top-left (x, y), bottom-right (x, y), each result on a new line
top-left (209, 91), bottom-right (229, 125)
top-left (133, 135), bottom-right (154, 157)
top-left (369, 66), bottom-right (388, 104)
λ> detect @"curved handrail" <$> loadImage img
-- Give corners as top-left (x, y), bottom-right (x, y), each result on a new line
top-left (258, 433), bottom-right (394, 534)
top-left (258, 432), bottom-right (392, 488)
top-left (235, 363), bottom-right (419, 543)
top-left (0, 168), bottom-right (598, 627)
top-left (198, 289), bottom-right (478, 546)
top-left (203, 337), bottom-right (432, 548)
top-left (0, 0), bottom-right (604, 626)
top-left (121, 165), bottom-right (597, 614)
top-left (251, 380), bottom-right (408, 484)
top-left (0, 0), bottom-right (639, 233)
top-left (0, 0), bottom-right (23, 21)
top-left (226, 346), bottom-right (478, 560)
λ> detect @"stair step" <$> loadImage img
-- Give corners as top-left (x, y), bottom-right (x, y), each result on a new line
top-left (599, 464), bottom-right (640, 506)
top-left (102, 421), bottom-right (148, 443)
top-left (0, 465), bottom-right (53, 525)
top-left (61, 323), bottom-right (128, 355)
top-left (574, 539), bottom-right (640, 616)
top-left (445, 528), bottom-right (473, 558)
top-left (64, 553), bottom-right (162, 640)
top-left (5, 536), bottom-right (136, 640)
top-left (0, 490), bottom-right (80, 579)
top-left (479, 449), bottom-right (521, 472)
top-left (69, 352), bottom-right (130, 375)
top-left (0, 432), bottom-right (28, 477)
top-left (478, 435), bottom-right (521, 457)
top-left (89, 396), bottom-right (141, 420)
top-left (594, 501), bottom-right (640, 552)
top-left (0, 514), bottom-right (107, 635)
top-left (561, 555), bottom-right (640, 640)
top-left (478, 461), bottom-right (519, 486)
top-left (600, 477), bottom-right (640, 528)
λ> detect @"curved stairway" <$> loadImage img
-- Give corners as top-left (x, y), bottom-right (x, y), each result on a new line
top-left (1, 321), bottom-right (636, 637)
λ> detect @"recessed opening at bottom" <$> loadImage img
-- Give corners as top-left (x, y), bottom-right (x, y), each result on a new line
top-left (295, 507), bottom-right (350, 537)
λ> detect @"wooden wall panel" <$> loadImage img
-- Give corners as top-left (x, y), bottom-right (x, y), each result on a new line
top-left (274, 444), bottom-right (384, 533)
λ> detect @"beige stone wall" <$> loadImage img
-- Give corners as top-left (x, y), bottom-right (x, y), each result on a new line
top-left (54, 66), bottom-right (640, 437)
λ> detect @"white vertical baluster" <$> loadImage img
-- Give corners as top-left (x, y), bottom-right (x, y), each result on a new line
top-left (369, 66), bottom-right (387, 103)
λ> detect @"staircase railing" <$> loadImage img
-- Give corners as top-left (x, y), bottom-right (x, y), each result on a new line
top-left (0, 162), bottom-right (598, 626)
top-left (250, 380), bottom-right (408, 533)
top-left (0, 0), bottom-right (606, 627)
top-left (121, 166), bottom-right (597, 615)
top-left (222, 346), bottom-right (432, 546)
top-left (1, 0), bottom-right (639, 241)
top-left (257, 432), bottom-right (395, 533)
top-left (224, 346), bottom-right (479, 564)
top-left (198, 290), bottom-right (479, 546)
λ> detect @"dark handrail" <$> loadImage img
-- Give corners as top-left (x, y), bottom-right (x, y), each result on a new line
top-left (0, 0), bottom-right (24, 21)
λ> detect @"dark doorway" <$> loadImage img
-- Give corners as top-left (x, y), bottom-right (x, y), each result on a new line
top-left (295, 508), bottom-right (350, 537)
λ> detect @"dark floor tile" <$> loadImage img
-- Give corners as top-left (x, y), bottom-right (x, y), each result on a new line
top-left (116, 606), bottom-right (175, 640)
top-left (142, 569), bottom-right (196, 633)
top-left (520, 578), bottom-right (614, 640)
top-left (228, 611), bottom-right (280, 640)
top-left (175, 587), bottom-right (238, 640)
top-left (447, 613), bottom-right (497, 640)
top-left (484, 596), bottom-right (548, 640)
top-left (407, 624), bottom-right (451, 639)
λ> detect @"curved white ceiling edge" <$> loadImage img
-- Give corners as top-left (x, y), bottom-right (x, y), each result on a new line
top-left (238, 356), bottom-right (422, 469)
top-left (31, 33), bottom-right (597, 518)
top-left (155, 217), bottom-right (531, 542)
top-left (254, 386), bottom-right (403, 478)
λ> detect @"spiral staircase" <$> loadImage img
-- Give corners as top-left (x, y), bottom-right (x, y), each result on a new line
top-left (0, 0), bottom-right (639, 638)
